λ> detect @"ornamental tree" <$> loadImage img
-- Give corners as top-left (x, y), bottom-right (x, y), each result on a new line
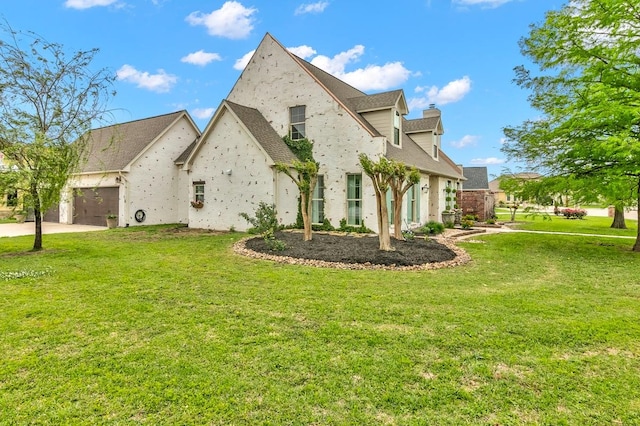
top-left (359, 154), bottom-right (394, 251)
top-left (502, 0), bottom-right (640, 251)
top-left (389, 162), bottom-right (420, 240)
top-left (275, 136), bottom-right (318, 242)
top-left (0, 22), bottom-right (114, 250)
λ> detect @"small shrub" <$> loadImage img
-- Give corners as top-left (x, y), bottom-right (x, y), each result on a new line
top-left (420, 220), bottom-right (445, 235)
top-left (463, 214), bottom-right (478, 221)
top-left (338, 218), bottom-right (373, 234)
top-left (239, 202), bottom-right (280, 235)
top-left (444, 221), bottom-right (455, 229)
top-left (461, 218), bottom-right (475, 229)
top-left (561, 208), bottom-right (587, 219)
top-left (401, 229), bottom-right (415, 241)
top-left (486, 218), bottom-right (496, 225)
top-left (263, 230), bottom-right (287, 251)
top-left (312, 218), bottom-right (335, 232)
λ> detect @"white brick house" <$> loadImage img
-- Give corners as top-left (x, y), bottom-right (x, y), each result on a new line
top-left (60, 111), bottom-right (200, 227)
top-left (183, 33), bottom-right (465, 232)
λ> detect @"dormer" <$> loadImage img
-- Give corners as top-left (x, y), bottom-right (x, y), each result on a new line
top-left (404, 104), bottom-right (444, 160)
top-left (348, 90), bottom-right (408, 147)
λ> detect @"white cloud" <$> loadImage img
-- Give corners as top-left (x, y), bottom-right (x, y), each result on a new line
top-left (450, 135), bottom-right (479, 149)
top-left (64, 0), bottom-right (118, 9)
top-left (409, 76), bottom-right (472, 110)
top-left (234, 50), bottom-right (255, 70)
top-left (453, 0), bottom-right (512, 8)
top-left (310, 45), bottom-right (410, 91)
top-left (287, 45), bottom-right (317, 59)
top-left (181, 50), bottom-right (222, 66)
top-left (192, 108), bottom-right (215, 119)
top-left (186, 1), bottom-right (257, 39)
top-left (234, 43), bottom-right (410, 91)
top-left (116, 65), bottom-right (177, 93)
top-left (311, 45), bottom-right (364, 75)
top-left (295, 1), bottom-right (329, 15)
top-left (339, 63), bottom-right (411, 91)
top-left (470, 157), bottom-right (505, 165)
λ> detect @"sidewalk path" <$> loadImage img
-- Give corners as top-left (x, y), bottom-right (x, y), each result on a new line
top-left (0, 222), bottom-right (107, 238)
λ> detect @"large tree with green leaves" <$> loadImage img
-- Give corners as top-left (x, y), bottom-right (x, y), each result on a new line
top-left (0, 22), bottom-right (114, 250)
top-left (502, 0), bottom-right (640, 251)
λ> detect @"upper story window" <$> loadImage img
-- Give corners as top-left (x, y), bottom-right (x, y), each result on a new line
top-left (433, 134), bottom-right (439, 159)
top-left (289, 105), bottom-right (306, 140)
top-left (393, 111), bottom-right (400, 146)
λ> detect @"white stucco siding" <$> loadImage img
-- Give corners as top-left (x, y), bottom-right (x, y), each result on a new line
top-left (228, 35), bottom-right (385, 231)
top-left (187, 111), bottom-right (298, 231)
top-left (126, 116), bottom-right (198, 226)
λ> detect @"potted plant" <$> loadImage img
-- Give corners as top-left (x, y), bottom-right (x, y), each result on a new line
top-left (190, 200), bottom-right (204, 209)
top-left (106, 214), bottom-right (118, 228)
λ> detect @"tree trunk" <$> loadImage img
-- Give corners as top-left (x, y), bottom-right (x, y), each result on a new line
top-left (378, 201), bottom-right (393, 251)
top-left (610, 204), bottom-right (627, 229)
top-left (32, 187), bottom-right (43, 251)
top-left (301, 190), bottom-right (312, 242)
top-left (633, 179), bottom-right (640, 252)
top-left (390, 189), bottom-right (402, 239)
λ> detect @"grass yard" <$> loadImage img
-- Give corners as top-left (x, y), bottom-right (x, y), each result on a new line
top-left (496, 208), bottom-right (638, 237)
top-left (1, 224), bottom-right (639, 424)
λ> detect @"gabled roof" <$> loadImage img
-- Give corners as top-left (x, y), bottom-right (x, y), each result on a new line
top-left (185, 100), bottom-right (297, 167)
top-left (80, 110), bottom-right (197, 173)
top-left (386, 134), bottom-right (464, 180)
top-left (348, 90), bottom-right (407, 114)
top-left (404, 116), bottom-right (441, 134)
top-left (225, 101), bottom-right (298, 163)
top-left (462, 167), bottom-right (489, 190)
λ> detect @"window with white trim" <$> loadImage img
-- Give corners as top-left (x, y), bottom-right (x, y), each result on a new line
top-left (393, 111), bottom-right (400, 146)
top-left (346, 174), bottom-right (362, 226)
top-left (194, 182), bottom-right (205, 202)
top-left (407, 182), bottom-right (419, 222)
top-left (290, 105), bottom-right (306, 140)
top-left (312, 175), bottom-right (325, 224)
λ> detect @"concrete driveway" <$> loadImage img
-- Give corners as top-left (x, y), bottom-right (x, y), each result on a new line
top-left (0, 222), bottom-right (107, 238)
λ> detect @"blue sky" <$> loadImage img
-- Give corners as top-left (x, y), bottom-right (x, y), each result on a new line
top-left (2, 0), bottom-right (563, 179)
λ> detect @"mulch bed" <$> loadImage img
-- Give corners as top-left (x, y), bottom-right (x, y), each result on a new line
top-left (234, 231), bottom-right (471, 271)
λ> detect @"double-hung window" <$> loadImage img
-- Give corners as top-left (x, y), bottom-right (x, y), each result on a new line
top-left (393, 111), bottom-right (401, 146)
top-left (193, 182), bottom-right (205, 202)
top-left (312, 175), bottom-right (325, 224)
top-left (290, 105), bottom-right (306, 140)
top-left (407, 182), bottom-right (419, 222)
top-left (347, 174), bottom-right (362, 226)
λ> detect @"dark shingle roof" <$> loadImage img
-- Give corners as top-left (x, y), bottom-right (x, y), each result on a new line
top-left (348, 90), bottom-right (404, 112)
top-left (225, 101), bottom-right (298, 164)
top-left (386, 133), bottom-right (464, 179)
top-left (462, 167), bottom-right (489, 190)
top-left (404, 117), bottom-right (440, 133)
top-left (81, 111), bottom-right (187, 173)
top-left (174, 140), bottom-right (197, 165)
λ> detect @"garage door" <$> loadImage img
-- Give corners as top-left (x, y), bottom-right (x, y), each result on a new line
top-left (73, 187), bottom-right (119, 226)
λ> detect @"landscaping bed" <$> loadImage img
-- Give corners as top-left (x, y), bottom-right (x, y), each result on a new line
top-left (237, 231), bottom-right (470, 270)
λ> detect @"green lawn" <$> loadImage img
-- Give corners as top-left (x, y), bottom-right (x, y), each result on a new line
top-left (1, 225), bottom-right (639, 424)
top-left (496, 208), bottom-right (638, 237)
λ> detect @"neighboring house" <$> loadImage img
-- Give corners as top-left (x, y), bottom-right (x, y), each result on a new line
top-left (58, 110), bottom-right (200, 227)
top-left (459, 166), bottom-right (494, 221)
top-left (182, 33), bottom-right (464, 232)
top-left (489, 172), bottom-right (541, 205)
